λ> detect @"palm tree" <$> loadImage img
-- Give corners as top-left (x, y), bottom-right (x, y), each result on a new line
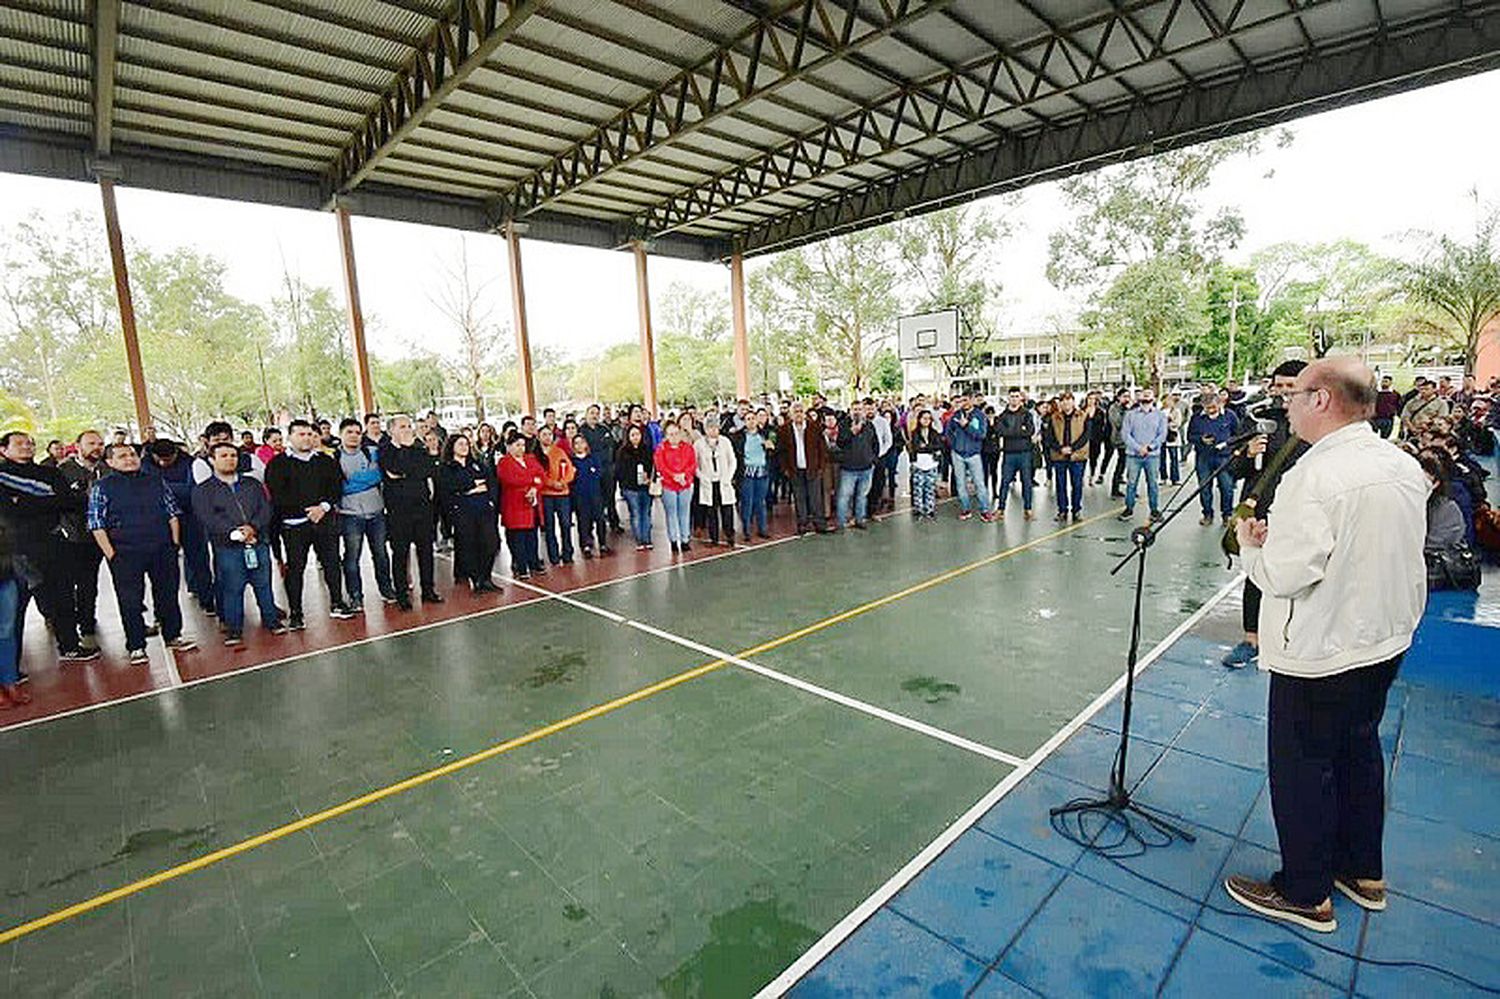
top-left (1401, 202), bottom-right (1500, 376)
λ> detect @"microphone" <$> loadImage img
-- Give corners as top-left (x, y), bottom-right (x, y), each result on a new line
top-left (1211, 418), bottom-right (1279, 454)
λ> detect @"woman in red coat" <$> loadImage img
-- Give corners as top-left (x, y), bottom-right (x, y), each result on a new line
top-left (496, 434), bottom-right (546, 578)
top-left (654, 421), bottom-right (698, 554)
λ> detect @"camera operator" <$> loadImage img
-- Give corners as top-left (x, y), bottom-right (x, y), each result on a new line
top-left (1220, 360), bottom-right (1309, 669)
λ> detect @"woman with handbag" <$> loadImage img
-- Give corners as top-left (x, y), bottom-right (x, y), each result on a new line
top-left (615, 425), bottom-right (656, 551)
top-left (1419, 450), bottom-right (1481, 591)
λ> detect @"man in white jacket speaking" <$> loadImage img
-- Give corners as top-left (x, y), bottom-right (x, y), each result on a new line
top-left (1224, 356), bottom-right (1427, 934)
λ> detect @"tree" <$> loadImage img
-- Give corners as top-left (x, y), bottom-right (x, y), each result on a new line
top-left (758, 227), bottom-right (901, 394)
top-left (1194, 265), bottom-right (1265, 383)
top-left (432, 236), bottom-right (506, 423)
top-left (1400, 202), bottom-right (1500, 375)
top-left (870, 348), bottom-right (903, 393)
top-left (372, 351), bottom-right (447, 415)
top-left (0, 211), bottom-right (117, 430)
top-left (897, 202), bottom-right (1015, 374)
top-left (271, 272), bottom-right (355, 421)
top-left (1085, 258), bottom-right (1206, 392)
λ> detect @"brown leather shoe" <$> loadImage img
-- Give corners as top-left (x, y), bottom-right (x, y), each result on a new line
top-left (1334, 876), bottom-right (1387, 911)
top-left (1225, 875), bottom-right (1336, 932)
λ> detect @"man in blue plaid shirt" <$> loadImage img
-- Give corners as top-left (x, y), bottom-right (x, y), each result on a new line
top-left (87, 442), bottom-right (197, 665)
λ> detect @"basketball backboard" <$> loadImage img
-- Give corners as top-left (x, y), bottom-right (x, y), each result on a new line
top-left (897, 308), bottom-right (961, 361)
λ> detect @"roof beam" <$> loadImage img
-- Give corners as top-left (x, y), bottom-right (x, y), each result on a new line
top-left (496, 0), bottom-right (955, 221)
top-left (91, 0), bottom-right (120, 156)
top-left (635, 0), bottom-right (1304, 239)
top-left (737, 3), bottom-right (1500, 256)
top-left (329, 0), bottom-right (546, 197)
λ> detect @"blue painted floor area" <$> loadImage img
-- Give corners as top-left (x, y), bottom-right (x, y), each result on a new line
top-left (790, 577), bottom-right (1500, 998)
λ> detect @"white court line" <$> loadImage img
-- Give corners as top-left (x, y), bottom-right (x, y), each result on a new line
top-left (754, 573), bottom-right (1246, 998)
top-left (0, 592), bottom-right (555, 735)
top-left (503, 576), bottom-right (1028, 768)
top-left (4, 497), bottom-right (942, 735)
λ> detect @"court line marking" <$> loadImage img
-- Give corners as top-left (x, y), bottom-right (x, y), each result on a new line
top-left (5, 496), bottom-right (948, 733)
top-left (506, 577), bottom-right (1026, 768)
top-left (0, 654), bottom-right (732, 946)
top-left (0, 506), bottom-right (1117, 944)
top-left (755, 573), bottom-right (1246, 997)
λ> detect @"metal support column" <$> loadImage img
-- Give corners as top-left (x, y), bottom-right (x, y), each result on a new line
top-left (505, 221), bottom-right (537, 416)
top-left (334, 205), bottom-right (376, 416)
top-left (730, 251), bottom-right (751, 399)
top-left (98, 178), bottom-right (151, 434)
top-left (634, 242), bottom-right (659, 413)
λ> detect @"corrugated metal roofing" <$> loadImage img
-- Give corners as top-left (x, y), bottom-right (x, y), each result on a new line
top-left (0, 0), bottom-right (1494, 261)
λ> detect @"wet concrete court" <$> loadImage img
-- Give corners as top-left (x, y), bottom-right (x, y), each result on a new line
top-left (0, 500), bottom-right (1235, 996)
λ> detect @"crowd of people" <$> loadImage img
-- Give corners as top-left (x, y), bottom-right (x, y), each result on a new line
top-left (1, 370), bottom-right (1494, 708)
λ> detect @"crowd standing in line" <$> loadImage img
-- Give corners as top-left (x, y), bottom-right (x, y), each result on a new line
top-left (2, 373), bottom-right (1495, 708)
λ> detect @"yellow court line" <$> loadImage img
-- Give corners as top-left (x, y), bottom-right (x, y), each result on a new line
top-left (0, 511), bottom-right (1108, 946)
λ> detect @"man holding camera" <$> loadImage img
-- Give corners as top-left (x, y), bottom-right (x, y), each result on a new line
top-left (1224, 356), bottom-right (1426, 933)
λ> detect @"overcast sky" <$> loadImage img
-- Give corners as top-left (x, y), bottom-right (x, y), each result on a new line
top-left (3, 69), bottom-right (1497, 363)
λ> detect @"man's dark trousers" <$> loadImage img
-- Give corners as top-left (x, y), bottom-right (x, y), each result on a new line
top-left (788, 469), bottom-right (825, 530)
top-left (387, 507), bottom-right (436, 596)
top-left (61, 540), bottom-right (103, 637)
top-left (107, 545), bottom-right (183, 650)
top-left (282, 518), bottom-right (343, 616)
top-left (1268, 654), bottom-right (1402, 907)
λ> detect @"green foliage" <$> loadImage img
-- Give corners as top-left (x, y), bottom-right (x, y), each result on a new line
top-left (755, 227), bottom-right (901, 393)
top-left (1085, 257), bottom-right (1206, 391)
top-left (1046, 133), bottom-right (1280, 291)
top-left (1193, 265), bottom-right (1265, 383)
top-left (870, 348), bottom-right (903, 393)
top-left (372, 351), bottom-right (446, 416)
top-left (1399, 202), bottom-right (1500, 374)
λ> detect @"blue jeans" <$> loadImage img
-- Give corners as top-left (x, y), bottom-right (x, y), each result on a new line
top-left (911, 466), bottom-right (938, 515)
top-left (836, 466), bottom-right (873, 527)
top-left (739, 471), bottom-right (769, 536)
top-left (1054, 460), bottom-right (1085, 515)
top-left (951, 452), bottom-right (991, 512)
top-left (1124, 453), bottom-right (1161, 513)
top-left (214, 543), bottom-right (280, 635)
top-left (998, 452), bottom-right (1034, 513)
top-left (661, 488), bottom-right (692, 543)
top-left (1160, 441), bottom-right (1182, 482)
top-left (0, 578), bottom-right (19, 685)
top-left (1195, 452), bottom-right (1236, 517)
top-left (623, 488), bottom-right (653, 545)
top-left (542, 495), bottom-right (574, 562)
top-left (341, 512), bottom-right (395, 602)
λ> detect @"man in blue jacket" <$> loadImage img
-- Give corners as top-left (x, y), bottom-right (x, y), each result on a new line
top-left (336, 418), bottom-right (397, 611)
top-left (87, 442), bottom-right (198, 664)
top-left (1119, 388), bottom-right (1168, 523)
top-left (192, 442), bottom-right (287, 645)
top-left (944, 391), bottom-right (996, 522)
top-left (1186, 391), bottom-right (1240, 525)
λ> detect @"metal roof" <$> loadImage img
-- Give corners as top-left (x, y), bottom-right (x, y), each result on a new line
top-left (1, 0), bottom-right (1498, 262)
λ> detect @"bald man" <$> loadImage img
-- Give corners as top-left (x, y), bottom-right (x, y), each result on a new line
top-left (1225, 357), bottom-right (1427, 933)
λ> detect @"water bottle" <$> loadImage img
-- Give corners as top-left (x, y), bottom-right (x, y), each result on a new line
top-left (243, 544), bottom-right (259, 570)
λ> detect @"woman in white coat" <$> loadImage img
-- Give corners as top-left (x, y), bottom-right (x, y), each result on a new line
top-left (694, 420), bottom-right (738, 546)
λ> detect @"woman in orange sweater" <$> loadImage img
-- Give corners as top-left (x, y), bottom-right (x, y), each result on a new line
top-left (538, 425), bottom-right (576, 566)
top-left (653, 421), bottom-right (697, 554)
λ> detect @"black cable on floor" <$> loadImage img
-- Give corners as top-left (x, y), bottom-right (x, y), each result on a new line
top-left (1048, 789), bottom-right (1500, 994)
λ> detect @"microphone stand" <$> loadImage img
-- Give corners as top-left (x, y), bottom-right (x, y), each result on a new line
top-left (1049, 439), bottom-right (1249, 846)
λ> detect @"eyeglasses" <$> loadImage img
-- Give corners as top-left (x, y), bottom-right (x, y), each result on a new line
top-left (1285, 387), bottom-right (1327, 403)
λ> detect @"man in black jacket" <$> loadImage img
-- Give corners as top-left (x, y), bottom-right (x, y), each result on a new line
top-left (265, 419), bottom-right (354, 630)
top-left (0, 431), bottom-right (98, 666)
top-left (994, 388), bottom-right (1037, 521)
top-left (56, 430), bottom-right (107, 649)
top-left (579, 405), bottom-right (621, 534)
top-left (834, 400), bottom-right (880, 530)
top-left (1222, 359), bottom-right (1310, 668)
top-left (381, 415), bottom-right (442, 611)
